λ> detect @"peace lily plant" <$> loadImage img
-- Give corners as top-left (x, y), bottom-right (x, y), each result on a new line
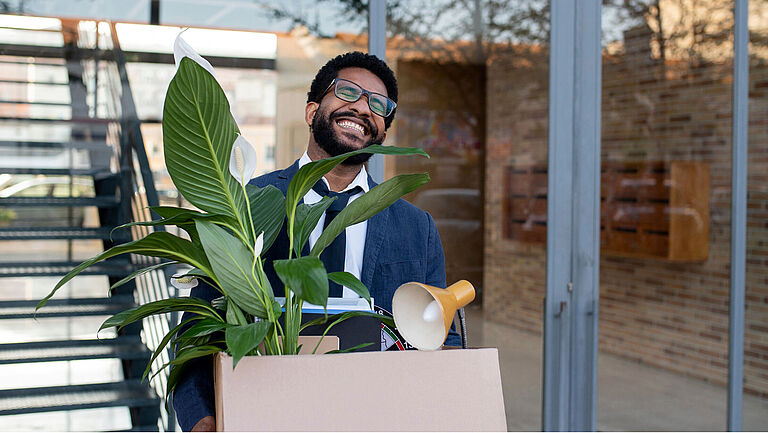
top-left (36, 35), bottom-right (430, 395)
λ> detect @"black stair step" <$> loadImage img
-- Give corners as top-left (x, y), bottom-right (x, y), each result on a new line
top-left (0, 79), bottom-right (68, 86)
top-left (0, 115), bottom-right (115, 124)
top-left (0, 260), bottom-right (135, 278)
top-left (0, 196), bottom-right (119, 207)
top-left (0, 227), bottom-right (122, 241)
top-left (0, 43), bottom-right (66, 59)
top-left (0, 167), bottom-right (109, 176)
top-left (0, 336), bottom-right (149, 365)
top-left (0, 99), bottom-right (71, 106)
top-left (0, 58), bottom-right (64, 67)
top-left (0, 140), bottom-right (109, 150)
top-left (0, 296), bottom-right (135, 320)
top-left (0, 380), bottom-right (159, 416)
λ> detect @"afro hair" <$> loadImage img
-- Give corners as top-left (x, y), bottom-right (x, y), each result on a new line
top-left (307, 51), bottom-right (398, 129)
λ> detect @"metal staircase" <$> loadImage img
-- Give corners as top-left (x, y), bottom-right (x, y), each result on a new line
top-left (0, 17), bottom-right (175, 431)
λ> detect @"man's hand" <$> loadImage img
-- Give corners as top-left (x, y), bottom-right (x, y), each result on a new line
top-left (191, 416), bottom-right (215, 432)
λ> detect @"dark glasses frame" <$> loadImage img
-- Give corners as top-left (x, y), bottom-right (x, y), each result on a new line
top-left (322, 78), bottom-right (397, 118)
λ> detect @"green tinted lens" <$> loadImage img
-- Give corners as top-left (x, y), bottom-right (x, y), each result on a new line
top-left (335, 81), bottom-right (361, 101)
top-left (369, 95), bottom-right (389, 116)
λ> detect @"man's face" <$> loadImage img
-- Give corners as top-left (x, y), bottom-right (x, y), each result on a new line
top-left (308, 67), bottom-right (389, 166)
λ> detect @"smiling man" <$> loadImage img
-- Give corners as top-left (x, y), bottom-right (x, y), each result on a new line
top-left (173, 52), bottom-right (459, 432)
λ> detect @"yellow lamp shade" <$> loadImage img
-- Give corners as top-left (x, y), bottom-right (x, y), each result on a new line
top-left (392, 280), bottom-right (475, 350)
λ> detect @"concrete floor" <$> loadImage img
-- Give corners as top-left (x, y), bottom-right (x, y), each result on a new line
top-left (465, 305), bottom-right (768, 431)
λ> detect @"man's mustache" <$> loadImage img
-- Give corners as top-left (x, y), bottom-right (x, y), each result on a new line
top-left (329, 110), bottom-right (377, 137)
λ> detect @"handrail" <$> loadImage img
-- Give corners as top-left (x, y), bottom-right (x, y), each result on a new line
top-left (79, 20), bottom-right (177, 432)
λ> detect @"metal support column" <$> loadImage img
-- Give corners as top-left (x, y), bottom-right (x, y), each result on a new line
top-left (543, 1), bottom-right (602, 430)
top-left (150, 0), bottom-right (160, 25)
top-left (543, 1), bottom-right (575, 428)
top-left (728, 0), bottom-right (748, 431)
top-left (367, 0), bottom-right (386, 183)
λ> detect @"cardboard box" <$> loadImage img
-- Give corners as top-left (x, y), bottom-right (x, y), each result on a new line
top-left (214, 343), bottom-right (507, 431)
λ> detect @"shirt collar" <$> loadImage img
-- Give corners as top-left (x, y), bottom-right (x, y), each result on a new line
top-left (299, 151), bottom-right (370, 193)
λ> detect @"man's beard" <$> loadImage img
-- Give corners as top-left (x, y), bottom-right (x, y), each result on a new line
top-left (312, 108), bottom-right (384, 166)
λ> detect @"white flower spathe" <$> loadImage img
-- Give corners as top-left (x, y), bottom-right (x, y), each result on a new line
top-left (173, 31), bottom-right (216, 77)
top-left (229, 134), bottom-right (258, 187)
top-left (170, 274), bottom-right (199, 290)
top-left (254, 231), bottom-right (264, 257)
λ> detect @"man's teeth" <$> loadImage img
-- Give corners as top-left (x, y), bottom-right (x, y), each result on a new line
top-left (338, 120), bottom-right (365, 135)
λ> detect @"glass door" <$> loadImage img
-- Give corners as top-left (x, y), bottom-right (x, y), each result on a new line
top-left (384, 1), bottom-right (550, 429)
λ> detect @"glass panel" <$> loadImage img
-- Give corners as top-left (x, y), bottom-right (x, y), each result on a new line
top-left (0, 1), bottom-right (150, 22)
top-left (127, 62), bottom-right (277, 209)
top-left (386, 1), bottom-right (550, 429)
top-left (746, 1), bottom-right (768, 429)
top-left (600, 1), bottom-right (737, 429)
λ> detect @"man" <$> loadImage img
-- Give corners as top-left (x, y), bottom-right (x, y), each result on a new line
top-left (174, 52), bottom-right (459, 432)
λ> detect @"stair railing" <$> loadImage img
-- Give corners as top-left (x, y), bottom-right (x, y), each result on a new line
top-left (77, 21), bottom-right (178, 432)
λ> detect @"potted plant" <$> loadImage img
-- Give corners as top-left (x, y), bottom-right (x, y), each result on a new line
top-left (36, 41), bottom-right (431, 395)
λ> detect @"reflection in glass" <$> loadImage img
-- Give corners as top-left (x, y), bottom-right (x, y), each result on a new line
top-left (597, 0), bottom-right (768, 429)
top-left (384, 1), bottom-right (550, 429)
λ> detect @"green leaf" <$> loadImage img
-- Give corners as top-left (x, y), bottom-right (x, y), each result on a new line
top-left (163, 343), bottom-right (225, 403)
top-left (174, 335), bottom-right (216, 353)
top-left (150, 206), bottom-right (192, 218)
top-left (327, 272), bottom-right (371, 308)
top-left (162, 57), bottom-right (248, 235)
top-left (142, 317), bottom-right (198, 381)
top-left (292, 196), bottom-right (335, 256)
top-left (311, 173), bottom-right (429, 257)
top-left (98, 297), bottom-right (222, 332)
top-left (171, 345), bottom-right (222, 366)
top-left (178, 318), bottom-right (228, 339)
top-left (38, 232), bottom-right (213, 312)
top-left (196, 220), bottom-right (274, 318)
top-left (285, 145), bottom-right (429, 222)
top-left (110, 261), bottom-right (177, 291)
top-left (273, 256), bottom-right (328, 307)
top-left (245, 184), bottom-right (285, 253)
top-left (113, 209), bottom-right (238, 241)
top-left (166, 355), bottom-right (193, 397)
top-left (187, 268), bottom-right (208, 276)
top-left (177, 268), bottom-right (209, 279)
top-left (225, 321), bottom-right (270, 368)
top-left (226, 298), bottom-right (248, 325)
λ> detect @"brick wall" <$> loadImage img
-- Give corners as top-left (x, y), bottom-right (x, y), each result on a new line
top-left (483, 41), bottom-right (768, 396)
top-left (484, 45), bottom-right (549, 334)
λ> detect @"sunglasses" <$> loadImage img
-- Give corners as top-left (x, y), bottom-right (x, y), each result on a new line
top-left (323, 78), bottom-right (397, 118)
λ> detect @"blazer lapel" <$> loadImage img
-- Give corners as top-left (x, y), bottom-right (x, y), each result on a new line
top-left (275, 160), bottom-right (300, 194)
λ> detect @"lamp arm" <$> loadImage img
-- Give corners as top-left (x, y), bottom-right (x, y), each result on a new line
top-left (457, 308), bottom-right (468, 349)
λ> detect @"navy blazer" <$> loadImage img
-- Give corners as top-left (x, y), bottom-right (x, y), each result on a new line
top-left (173, 160), bottom-right (459, 431)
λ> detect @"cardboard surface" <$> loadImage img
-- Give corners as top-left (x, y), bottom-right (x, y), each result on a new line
top-left (214, 347), bottom-right (507, 431)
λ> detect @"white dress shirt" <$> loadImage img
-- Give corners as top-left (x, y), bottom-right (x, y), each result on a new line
top-left (298, 152), bottom-right (368, 298)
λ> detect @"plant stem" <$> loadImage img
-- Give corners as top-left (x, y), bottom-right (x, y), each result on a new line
top-left (273, 320), bottom-right (283, 355)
